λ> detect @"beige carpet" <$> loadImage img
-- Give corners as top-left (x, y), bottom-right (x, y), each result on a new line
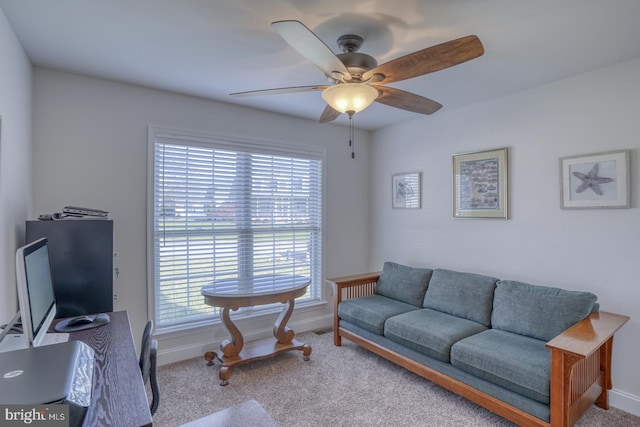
top-left (152, 330), bottom-right (640, 426)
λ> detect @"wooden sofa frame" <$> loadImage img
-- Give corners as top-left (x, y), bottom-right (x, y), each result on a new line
top-left (330, 272), bottom-right (629, 427)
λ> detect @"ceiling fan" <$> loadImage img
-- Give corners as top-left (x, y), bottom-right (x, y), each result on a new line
top-left (231, 20), bottom-right (485, 123)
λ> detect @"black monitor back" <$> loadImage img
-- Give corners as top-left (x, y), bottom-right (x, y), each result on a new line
top-left (26, 220), bottom-right (113, 317)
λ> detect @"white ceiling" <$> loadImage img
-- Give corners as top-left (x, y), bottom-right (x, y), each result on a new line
top-left (2, 0), bottom-right (640, 131)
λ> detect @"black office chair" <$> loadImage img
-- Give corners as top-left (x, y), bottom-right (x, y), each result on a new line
top-left (139, 320), bottom-right (160, 416)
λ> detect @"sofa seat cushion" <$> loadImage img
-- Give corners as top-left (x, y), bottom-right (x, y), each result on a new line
top-left (451, 329), bottom-right (550, 404)
top-left (338, 295), bottom-right (418, 335)
top-left (492, 280), bottom-right (597, 341)
top-left (375, 262), bottom-right (434, 307)
top-left (422, 269), bottom-right (498, 327)
top-left (384, 308), bottom-right (488, 363)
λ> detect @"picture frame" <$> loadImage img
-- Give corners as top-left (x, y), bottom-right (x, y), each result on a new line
top-left (560, 150), bottom-right (630, 209)
top-left (453, 147), bottom-right (508, 219)
top-left (392, 172), bottom-right (421, 209)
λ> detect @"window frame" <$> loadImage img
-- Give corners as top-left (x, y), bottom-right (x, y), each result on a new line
top-left (147, 126), bottom-right (327, 334)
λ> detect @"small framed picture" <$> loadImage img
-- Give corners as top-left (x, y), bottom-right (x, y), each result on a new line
top-left (560, 150), bottom-right (630, 209)
top-left (453, 147), bottom-right (508, 219)
top-left (392, 172), bottom-right (421, 209)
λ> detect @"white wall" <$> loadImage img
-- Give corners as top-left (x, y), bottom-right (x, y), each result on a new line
top-left (369, 58), bottom-right (640, 414)
top-left (0, 8), bottom-right (32, 323)
top-left (31, 68), bottom-right (371, 361)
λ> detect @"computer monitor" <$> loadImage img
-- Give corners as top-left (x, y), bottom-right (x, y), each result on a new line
top-left (15, 237), bottom-right (58, 347)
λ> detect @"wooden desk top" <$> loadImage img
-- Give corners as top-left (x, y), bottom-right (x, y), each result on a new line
top-left (62, 311), bottom-right (152, 427)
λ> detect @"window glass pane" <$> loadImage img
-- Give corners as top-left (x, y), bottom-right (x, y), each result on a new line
top-left (152, 136), bottom-right (322, 328)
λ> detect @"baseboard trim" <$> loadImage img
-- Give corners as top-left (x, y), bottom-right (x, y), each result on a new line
top-left (610, 388), bottom-right (640, 416)
top-left (157, 313), bottom-right (333, 366)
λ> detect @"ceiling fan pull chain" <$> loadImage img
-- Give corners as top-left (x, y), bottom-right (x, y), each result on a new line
top-left (349, 113), bottom-right (355, 159)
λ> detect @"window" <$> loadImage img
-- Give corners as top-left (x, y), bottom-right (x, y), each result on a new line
top-left (150, 128), bottom-right (323, 330)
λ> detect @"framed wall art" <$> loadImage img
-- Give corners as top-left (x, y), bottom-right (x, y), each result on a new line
top-left (392, 172), bottom-right (421, 209)
top-left (560, 150), bottom-right (630, 209)
top-left (453, 147), bottom-right (508, 219)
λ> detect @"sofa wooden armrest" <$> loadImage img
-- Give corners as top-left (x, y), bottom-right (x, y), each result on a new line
top-left (545, 311), bottom-right (629, 427)
top-left (327, 272), bottom-right (380, 346)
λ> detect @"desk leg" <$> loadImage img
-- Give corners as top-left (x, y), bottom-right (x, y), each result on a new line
top-left (219, 307), bottom-right (244, 386)
top-left (219, 307), bottom-right (243, 357)
top-left (204, 307), bottom-right (244, 386)
top-left (273, 299), bottom-right (311, 361)
top-left (273, 299), bottom-right (295, 344)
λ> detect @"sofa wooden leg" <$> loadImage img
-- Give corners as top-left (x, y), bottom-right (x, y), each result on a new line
top-left (334, 330), bottom-right (342, 346)
top-left (595, 337), bottom-right (614, 410)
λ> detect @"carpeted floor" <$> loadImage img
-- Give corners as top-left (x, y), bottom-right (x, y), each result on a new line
top-left (152, 331), bottom-right (640, 426)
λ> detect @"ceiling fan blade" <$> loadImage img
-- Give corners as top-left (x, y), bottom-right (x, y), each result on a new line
top-left (230, 85), bottom-right (328, 97)
top-left (272, 20), bottom-right (351, 81)
top-left (319, 105), bottom-right (341, 123)
top-left (375, 86), bottom-right (442, 115)
top-left (363, 35), bottom-right (484, 85)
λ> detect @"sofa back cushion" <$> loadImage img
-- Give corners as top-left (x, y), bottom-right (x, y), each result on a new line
top-left (374, 262), bottom-right (433, 307)
top-left (422, 269), bottom-right (498, 326)
top-left (492, 280), bottom-right (598, 341)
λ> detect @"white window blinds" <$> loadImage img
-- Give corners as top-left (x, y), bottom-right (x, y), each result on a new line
top-left (152, 133), bottom-right (323, 329)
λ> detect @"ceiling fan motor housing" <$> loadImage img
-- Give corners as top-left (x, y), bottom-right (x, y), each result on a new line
top-left (336, 34), bottom-right (378, 81)
top-left (337, 52), bottom-right (377, 81)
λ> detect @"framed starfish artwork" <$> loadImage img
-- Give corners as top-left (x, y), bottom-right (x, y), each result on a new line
top-left (560, 150), bottom-right (630, 209)
top-left (453, 147), bottom-right (508, 219)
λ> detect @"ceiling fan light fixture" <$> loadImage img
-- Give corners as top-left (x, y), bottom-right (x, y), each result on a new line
top-left (321, 83), bottom-right (379, 115)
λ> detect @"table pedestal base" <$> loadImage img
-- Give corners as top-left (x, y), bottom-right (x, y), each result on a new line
top-left (204, 294), bottom-right (312, 385)
top-left (205, 338), bottom-right (311, 386)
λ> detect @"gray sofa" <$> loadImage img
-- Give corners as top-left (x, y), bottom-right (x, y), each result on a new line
top-left (330, 262), bottom-right (629, 427)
